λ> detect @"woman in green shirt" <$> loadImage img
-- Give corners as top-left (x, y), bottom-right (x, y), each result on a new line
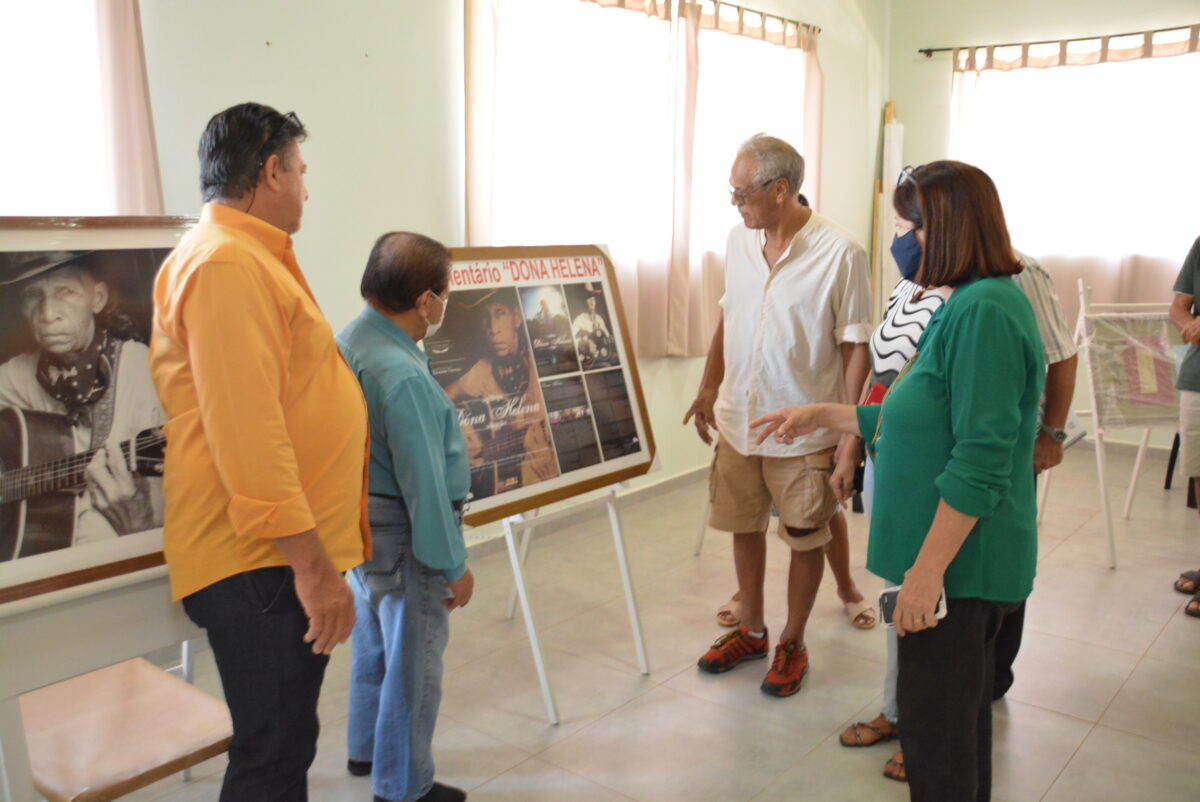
top-left (753, 161), bottom-right (1044, 802)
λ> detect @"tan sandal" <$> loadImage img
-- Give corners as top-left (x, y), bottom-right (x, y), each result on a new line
top-left (883, 750), bottom-right (907, 782)
top-left (844, 598), bottom-right (877, 630)
top-left (839, 715), bottom-right (898, 747)
top-left (716, 596), bottom-right (741, 628)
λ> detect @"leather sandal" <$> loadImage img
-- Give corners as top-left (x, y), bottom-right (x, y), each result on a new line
top-left (1174, 570), bottom-right (1200, 594)
top-left (883, 750), bottom-right (907, 782)
top-left (839, 715), bottom-right (898, 747)
top-left (1187, 591), bottom-right (1200, 619)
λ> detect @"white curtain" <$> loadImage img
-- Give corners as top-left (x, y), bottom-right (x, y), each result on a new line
top-left (950, 49), bottom-right (1200, 317)
top-left (0, 0), bottom-right (163, 216)
top-left (466, 0), bottom-right (819, 356)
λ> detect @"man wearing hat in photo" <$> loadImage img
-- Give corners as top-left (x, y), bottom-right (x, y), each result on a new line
top-left (443, 289), bottom-right (559, 496)
top-left (0, 250), bottom-right (165, 552)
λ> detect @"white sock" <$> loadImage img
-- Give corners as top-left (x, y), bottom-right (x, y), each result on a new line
top-left (746, 629), bottom-right (765, 639)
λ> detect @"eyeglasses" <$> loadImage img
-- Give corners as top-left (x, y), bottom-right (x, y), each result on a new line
top-left (729, 177), bottom-right (778, 205)
top-left (257, 111), bottom-right (303, 168)
top-left (896, 165), bottom-right (921, 187)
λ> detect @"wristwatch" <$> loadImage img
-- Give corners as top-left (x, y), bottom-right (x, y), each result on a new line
top-left (1039, 422), bottom-right (1068, 442)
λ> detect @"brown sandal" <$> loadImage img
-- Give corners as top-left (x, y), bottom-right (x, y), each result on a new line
top-left (1187, 591), bottom-right (1200, 618)
top-left (883, 750), bottom-right (907, 782)
top-left (839, 715), bottom-right (898, 747)
top-left (1174, 570), bottom-right (1200, 594)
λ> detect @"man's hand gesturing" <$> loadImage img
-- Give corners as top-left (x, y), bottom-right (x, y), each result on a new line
top-left (683, 388), bottom-right (719, 445)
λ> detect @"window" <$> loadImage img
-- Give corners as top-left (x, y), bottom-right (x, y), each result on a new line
top-left (468, 0), bottom-right (820, 355)
top-left (0, 0), bottom-right (162, 216)
top-left (950, 50), bottom-right (1200, 260)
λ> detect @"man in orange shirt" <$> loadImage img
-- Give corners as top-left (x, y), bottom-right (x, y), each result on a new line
top-left (149, 103), bottom-right (369, 801)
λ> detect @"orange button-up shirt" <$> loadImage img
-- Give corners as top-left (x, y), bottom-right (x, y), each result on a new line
top-left (150, 203), bottom-right (369, 600)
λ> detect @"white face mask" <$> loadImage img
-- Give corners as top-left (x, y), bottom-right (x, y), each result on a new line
top-left (423, 291), bottom-right (448, 339)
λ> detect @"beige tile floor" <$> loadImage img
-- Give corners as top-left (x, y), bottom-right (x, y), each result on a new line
top-left (126, 443), bottom-right (1199, 801)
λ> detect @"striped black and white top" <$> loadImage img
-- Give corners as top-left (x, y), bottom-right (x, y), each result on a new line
top-left (869, 279), bottom-right (945, 387)
top-left (869, 255), bottom-right (1076, 391)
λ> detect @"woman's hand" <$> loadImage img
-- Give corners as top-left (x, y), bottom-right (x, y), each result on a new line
top-left (894, 565), bottom-right (944, 637)
top-left (750, 405), bottom-right (823, 446)
top-left (830, 437), bottom-right (860, 504)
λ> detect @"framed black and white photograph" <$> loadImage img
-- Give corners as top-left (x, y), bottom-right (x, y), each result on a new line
top-left (0, 217), bottom-right (192, 602)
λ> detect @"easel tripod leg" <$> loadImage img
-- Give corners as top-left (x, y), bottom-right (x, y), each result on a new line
top-left (503, 518), bottom-right (559, 725)
top-left (607, 491), bottom-right (649, 675)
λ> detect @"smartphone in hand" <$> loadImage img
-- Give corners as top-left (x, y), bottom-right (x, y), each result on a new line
top-left (879, 586), bottom-right (947, 629)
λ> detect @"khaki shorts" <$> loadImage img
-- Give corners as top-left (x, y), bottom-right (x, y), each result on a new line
top-left (1181, 390), bottom-right (1200, 480)
top-left (708, 436), bottom-right (837, 552)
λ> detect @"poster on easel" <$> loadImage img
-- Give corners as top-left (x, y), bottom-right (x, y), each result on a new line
top-left (432, 245), bottom-right (655, 526)
top-left (0, 217), bottom-right (193, 603)
top-left (1085, 312), bottom-right (1181, 429)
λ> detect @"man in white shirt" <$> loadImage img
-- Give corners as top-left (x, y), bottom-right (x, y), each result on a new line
top-left (684, 134), bottom-right (871, 697)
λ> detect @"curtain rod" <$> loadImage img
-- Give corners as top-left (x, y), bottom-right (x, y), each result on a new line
top-left (917, 24), bottom-right (1194, 58)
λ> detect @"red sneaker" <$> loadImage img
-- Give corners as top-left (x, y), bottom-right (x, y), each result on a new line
top-left (697, 625), bottom-right (769, 673)
top-left (760, 640), bottom-right (808, 697)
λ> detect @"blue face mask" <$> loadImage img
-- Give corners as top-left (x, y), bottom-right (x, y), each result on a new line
top-left (890, 230), bottom-right (922, 282)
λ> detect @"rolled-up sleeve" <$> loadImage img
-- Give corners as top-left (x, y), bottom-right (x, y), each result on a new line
top-left (934, 301), bottom-right (1034, 518)
top-left (385, 378), bottom-right (468, 582)
top-left (180, 261), bottom-right (315, 539)
top-left (834, 247), bottom-right (873, 343)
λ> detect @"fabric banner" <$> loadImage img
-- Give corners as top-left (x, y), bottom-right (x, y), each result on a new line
top-left (1084, 312), bottom-right (1181, 430)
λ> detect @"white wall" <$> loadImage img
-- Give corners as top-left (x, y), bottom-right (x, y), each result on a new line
top-left (138, 0), bottom-right (889, 486)
top-left (140, 0), bottom-right (466, 331)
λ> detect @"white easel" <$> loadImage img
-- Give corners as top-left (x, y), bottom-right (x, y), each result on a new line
top-left (1047, 280), bottom-right (1180, 568)
top-left (498, 485), bottom-right (649, 725)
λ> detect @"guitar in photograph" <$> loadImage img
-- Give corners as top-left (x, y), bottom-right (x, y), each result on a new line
top-left (0, 407), bottom-right (165, 561)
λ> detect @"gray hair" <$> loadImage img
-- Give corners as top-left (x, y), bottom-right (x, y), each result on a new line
top-left (737, 133), bottom-right (805, 194)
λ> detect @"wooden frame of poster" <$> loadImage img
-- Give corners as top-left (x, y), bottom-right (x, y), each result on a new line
top-left (0, 216), bottom-right (194, 604)
top-left (439, 245), bottom-right (656, 526)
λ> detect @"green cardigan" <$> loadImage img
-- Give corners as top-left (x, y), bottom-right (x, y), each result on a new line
top-left (856, 277), bottom-right (1045, 602)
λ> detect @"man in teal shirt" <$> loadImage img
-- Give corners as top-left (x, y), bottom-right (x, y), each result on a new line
top-left (338, 232), bottom-right (472, 802)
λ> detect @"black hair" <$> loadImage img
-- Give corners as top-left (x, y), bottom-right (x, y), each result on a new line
top-left (360, 232), bottom-right (452, 314)
top-left (198, 103), bottom-right (307, 202)
top-left (893, 178), bottom-right (923, 228)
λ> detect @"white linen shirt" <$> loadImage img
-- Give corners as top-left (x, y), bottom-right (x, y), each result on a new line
top-left (716, 212), bottom-right (872, 457)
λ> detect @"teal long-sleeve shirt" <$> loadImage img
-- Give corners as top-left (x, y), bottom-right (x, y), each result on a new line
top-left (337, 307), bottom-right (471, 582)
top-left (856, 277), bottom-right (1045, 602)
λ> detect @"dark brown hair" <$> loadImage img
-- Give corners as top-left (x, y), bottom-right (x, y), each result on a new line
top-left (900, 160), bottom-right (1020, 287)
top-left (360, 232), bottom-right (451, 314)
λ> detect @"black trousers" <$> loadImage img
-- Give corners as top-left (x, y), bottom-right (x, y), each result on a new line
top-left (183, 567), bottom-right (330, 802)
top-left (991, 601), bottom-right (1025, 699)
top-left (897, 597), bottom-right (1019, 802)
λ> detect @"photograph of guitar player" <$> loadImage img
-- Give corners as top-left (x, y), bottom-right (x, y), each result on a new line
top-left (437, 288), bottom-right (559, 500)
top-left (0, 250), bottom-right (166, 560)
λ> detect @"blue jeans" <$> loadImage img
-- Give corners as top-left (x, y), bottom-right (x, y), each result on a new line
top-left (183, 567), bottom-right (329, 802)
top-left (347, 495), bottom-right (454, 802)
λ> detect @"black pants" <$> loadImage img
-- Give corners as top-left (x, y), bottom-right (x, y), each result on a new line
top-left (991, 601), bottom-right (1025, 700)
top-left (897, 597), bottom-right (1019, 802)
top-left (183, 567), bottom-right (330, 802)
